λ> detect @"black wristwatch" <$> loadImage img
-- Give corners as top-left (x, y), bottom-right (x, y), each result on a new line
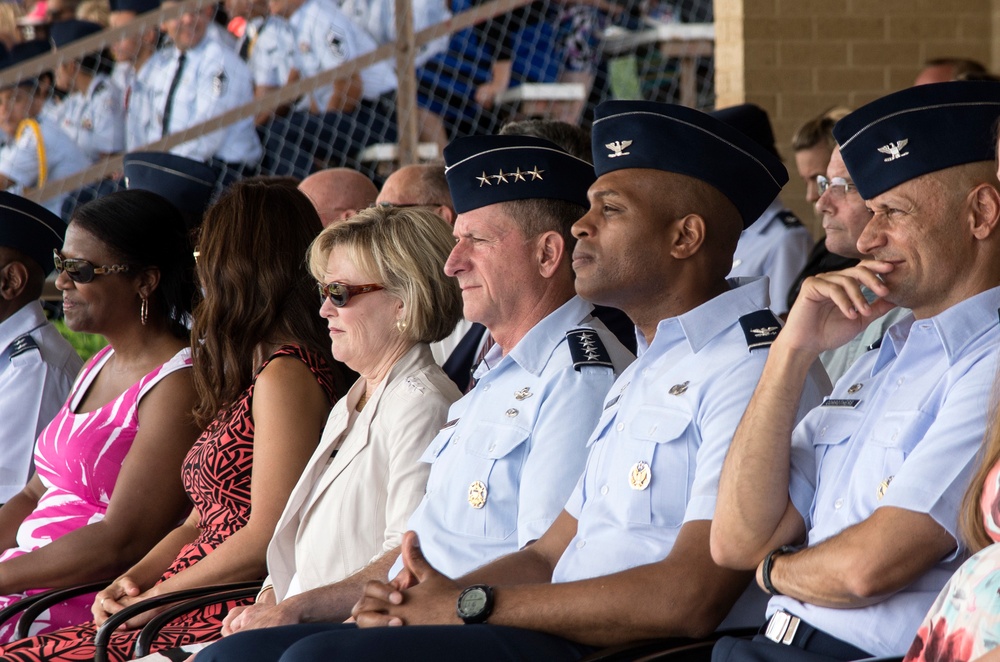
top-left (456, 584), bottom-right (494, 624)
top-left (761, 545), bottom-right (797, 596)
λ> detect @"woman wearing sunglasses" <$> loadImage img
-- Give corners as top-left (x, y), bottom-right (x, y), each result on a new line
top-left (0, 189), bottom-right (202, 641)
top-left (0, 179), bottom-right (351, 661)
top-left (163, 205), bottom-right (463, 659)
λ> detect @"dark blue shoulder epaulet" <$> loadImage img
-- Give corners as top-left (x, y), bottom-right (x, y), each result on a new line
top-left (566, 329), bottom-right (613, 371)
top-left (9, 333), bottom-right (39, 360)
top-left (739, 309), bottom-right (781, 351)
top-left (866, 335), bottom-right (884, 352)
top-left (777, 210), bottom-right (803, 228)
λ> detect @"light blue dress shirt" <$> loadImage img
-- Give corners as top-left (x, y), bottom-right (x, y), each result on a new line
top-left (390, 296), bottom-right (634, 579)
top-left (0, 116), bottom-right (90, 217)
top-left (0, 302), bottom-right (83, 503)
top-left (773, 284), bottom-right (1000, 657)
top-left (552, 278), bottom-right (830, 629)
top-left (52, 74), bottom-right (126, 162)
top-left (728, 198), bottom-right (813, 317)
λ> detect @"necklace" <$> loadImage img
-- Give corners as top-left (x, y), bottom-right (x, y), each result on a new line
top-left (356, 391), bottom-right (369, 411)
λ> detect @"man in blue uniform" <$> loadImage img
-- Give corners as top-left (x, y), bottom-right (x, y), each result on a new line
top-left (0, 192), bottom-right (82, 503)
top-left (199, 135), bottom-right (632, 647)
top-left (711, 81), bottom-right (1000, 661)
top-left (201, 102), bottom-right (830, 662)
top-left (717, 104), bottom-right (813, 318)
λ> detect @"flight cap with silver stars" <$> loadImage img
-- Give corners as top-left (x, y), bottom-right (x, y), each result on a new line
top-left (444, 134), bottom-right (595, 214)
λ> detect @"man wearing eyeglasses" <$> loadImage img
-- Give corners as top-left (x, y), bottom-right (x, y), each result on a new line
top-left (209, 134), bottom-right (633, 645)
top-left (0, 193), bottom-right (82, 505)
top-left (375, 163), bottom-right (456, 225)
top-left (814, 146), bottom-right (910, 384)
top-left (711, 81), bottom-right (1000, 661)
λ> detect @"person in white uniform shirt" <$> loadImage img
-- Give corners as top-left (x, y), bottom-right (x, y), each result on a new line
top-left (108, 0), bottom-right (160, 120)
top-left (0, 41), bottom-right (89, 218)
top-left (0, 192), bottom-right (82, 503)
top-left (260, 0), bottom-right (396, 177)
top-left (131, 0), bottom-right (261, 178)
top-left (49, 20), bottom-right (125, 161)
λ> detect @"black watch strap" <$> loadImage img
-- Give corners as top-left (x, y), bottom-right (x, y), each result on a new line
top-left (456, 584), bottom-right (494, 624)
top-left (761, 545), bottom-right (797, 596)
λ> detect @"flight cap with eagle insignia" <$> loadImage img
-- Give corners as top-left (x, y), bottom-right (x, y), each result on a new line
top-left (833, 81), bottom-right (1000, 200)
top-left (444, 134), bottom-right (595, 214)
top-left (590, 100), bottom-right (788, 229)
top-left (0, 192), bottom-right (64, 276)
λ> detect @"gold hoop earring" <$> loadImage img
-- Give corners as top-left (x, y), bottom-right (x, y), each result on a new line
top-left (396, 319), bottom-right (407, 333)
top-left (140, 296), bottom-right (148, 326)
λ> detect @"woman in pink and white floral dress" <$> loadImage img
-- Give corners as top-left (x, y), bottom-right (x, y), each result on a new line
top-left (0, 190), bottom-right (202, 641)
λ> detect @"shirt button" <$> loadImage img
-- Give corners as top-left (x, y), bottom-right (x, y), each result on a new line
top-left (576, 540), bottom-right (586, 549)
top-left (819, 427), bottom-right (827, 437)
top-left (488, 443), bottom-right (496, 452)
top-left (482, 384), bottom-right (490, 392)
top-left (600, 485), bottom-right (609, 495)
top-left (897, 378), bottom-right (904, 386)
top-left (616, 423), bottom-right (624, 432)
top-left (834, 498), bottom-right (843, 509)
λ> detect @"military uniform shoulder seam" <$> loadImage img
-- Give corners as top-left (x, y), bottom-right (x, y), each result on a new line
top-left (738, 310), bottom-right (781, 352)
top-left (566, 328), bottom-right (614, 371)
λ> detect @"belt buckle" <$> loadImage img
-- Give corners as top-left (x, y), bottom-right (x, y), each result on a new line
top-left (764, 610), bottom-right (800, 645)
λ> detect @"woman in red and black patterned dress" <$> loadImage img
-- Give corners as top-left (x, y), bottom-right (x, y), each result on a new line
top-left (0, 179), bottom-right (350, 661)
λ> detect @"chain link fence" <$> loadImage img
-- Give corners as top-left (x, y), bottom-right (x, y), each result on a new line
top-left (0, 0), bottom-right (713, 217)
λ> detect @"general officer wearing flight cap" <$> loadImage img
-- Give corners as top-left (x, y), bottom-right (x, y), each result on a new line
top-left (205, 101), bottom-right (831, 662)
top-left (0, 192), bottom-right (82, 504)
top-left (195, 134), bottom-right (632, 656)
top-left (711, 80), bottom-right (1000, 661)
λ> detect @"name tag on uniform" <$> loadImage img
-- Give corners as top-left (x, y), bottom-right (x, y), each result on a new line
top-left (603, 394), bottom-right (621, 410)
top-left (441, 418), bottom-right (459, 430)
top-left (820, 398), bottom-right (861, 408)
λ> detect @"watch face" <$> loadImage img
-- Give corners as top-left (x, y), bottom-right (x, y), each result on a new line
top-left (458, 587), bottom-right (488, 618)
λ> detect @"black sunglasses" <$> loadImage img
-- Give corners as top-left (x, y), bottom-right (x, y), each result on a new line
top-left (53, 249), bottom-right (131, 284)
top-left (317, 281), bottom-right (384, 307)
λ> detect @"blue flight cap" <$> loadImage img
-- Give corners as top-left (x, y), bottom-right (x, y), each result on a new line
top-left (49, 20), bottom-right (103, 49)
top-left (123, 152), bottom-right (218, 218)
top-left (1, 40), bottom-right (53, 88)
top-left (591, 100), bottom-right (788, 228)
top-left (710, 103), bottom-right (781, 160)
top-left (0, 191), bottom-right (65, 275)
top-left (444, 134), bottom-right (595, 214)
top-left (833, 81), bottom-right (1000, 200)
top-left (109, 0), bottom-right (160, 13)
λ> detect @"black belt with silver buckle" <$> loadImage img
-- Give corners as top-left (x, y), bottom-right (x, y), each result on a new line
top-left (761, 610), bottom-right (872, 659)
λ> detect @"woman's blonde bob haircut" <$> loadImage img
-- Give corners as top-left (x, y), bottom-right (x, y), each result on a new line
top-left (308, 205), bottom-right (463, 344)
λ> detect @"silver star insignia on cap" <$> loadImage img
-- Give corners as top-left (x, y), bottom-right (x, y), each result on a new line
top-left (476, 172), bottom-right (492, 187)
